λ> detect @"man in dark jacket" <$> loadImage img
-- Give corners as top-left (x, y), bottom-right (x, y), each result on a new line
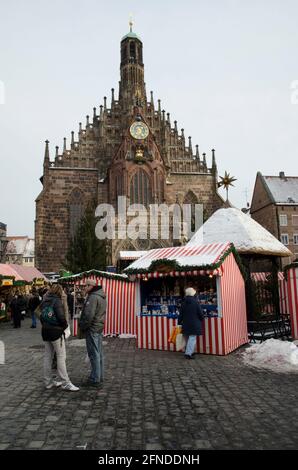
top-left (79, 279), bottom-right (106, 388)
top-left (28, 289), bottom-right (41, 328)
top-left (178, 287), bottom-right (204, 359)
top-left (10, 293), bottom-right (26, 328)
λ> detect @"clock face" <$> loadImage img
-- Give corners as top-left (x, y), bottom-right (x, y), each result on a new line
top-left (130, 121), bottom-right (149, 140)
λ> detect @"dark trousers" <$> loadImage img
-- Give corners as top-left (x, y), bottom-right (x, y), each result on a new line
top-left (13, 312), bottom-right (21, 328)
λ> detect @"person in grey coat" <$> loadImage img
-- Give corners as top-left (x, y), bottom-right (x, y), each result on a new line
top-left (79, 279), bottom-right (107, 388)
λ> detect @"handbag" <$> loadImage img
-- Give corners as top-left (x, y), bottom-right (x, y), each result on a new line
top-left (175, 333), bottom-right (186, 352)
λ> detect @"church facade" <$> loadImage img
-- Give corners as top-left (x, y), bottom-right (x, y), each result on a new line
top-left (35, 27), bottom-right (225, 273)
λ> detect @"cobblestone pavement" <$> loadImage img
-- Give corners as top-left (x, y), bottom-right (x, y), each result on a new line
top-left (1, 318), bottom-right (298, 450)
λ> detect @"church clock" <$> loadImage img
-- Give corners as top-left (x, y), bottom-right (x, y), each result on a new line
top-left (130, 121), bottom-right (149, 140)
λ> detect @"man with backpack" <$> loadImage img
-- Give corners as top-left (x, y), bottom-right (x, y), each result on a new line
top-left (40, 284), bottom-right (79, 391)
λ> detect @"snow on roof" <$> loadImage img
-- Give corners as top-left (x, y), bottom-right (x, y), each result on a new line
top-left (125, 242), bottom-right (232, 272)
top-left (264, 175), bottom-right (298, 204)
top-left (187, 208), bottom-right (292, 257)
top-left (6, 237), bottom-right (34, 257)
top-left (119, 251), bottom-right (148, 260)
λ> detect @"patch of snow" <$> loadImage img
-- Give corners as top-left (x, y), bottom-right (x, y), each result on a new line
top-left (242, 338), bottom-right (298, 373)
top-left (118, 334), bottom-right (137, 339)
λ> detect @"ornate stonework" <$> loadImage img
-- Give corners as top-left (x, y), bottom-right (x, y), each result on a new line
top-left (35, 28), bottom-right (225, 272)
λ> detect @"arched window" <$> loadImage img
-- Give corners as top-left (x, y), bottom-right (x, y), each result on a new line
top-left (157, 173), bottom-right (165, 203)
top-left (130, 170), bottom-right (152, 206)
top-left (183, 191), bottom-right (198, 234)
top-left (69, 189), bottom-right (84, 237)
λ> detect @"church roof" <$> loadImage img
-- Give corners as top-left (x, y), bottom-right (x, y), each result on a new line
top-left (121, 31), bottom-right (142, 42)
top-left (187, 208), bottom-right (292, 257)
top-left (261, 173), bottom-right (298, 205)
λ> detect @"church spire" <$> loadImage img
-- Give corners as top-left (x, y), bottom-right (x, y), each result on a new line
top-left (44, 139), bottom-right (50, 163)
top-left (119, 21), bottom-right (146, 111)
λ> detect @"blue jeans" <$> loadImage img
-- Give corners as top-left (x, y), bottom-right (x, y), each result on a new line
top-left (31, 310), bottom-right (37, 328)
top-left (183, 335), bottom-right (197, 356)
top-left (86, 331), bottom-right (104, 383)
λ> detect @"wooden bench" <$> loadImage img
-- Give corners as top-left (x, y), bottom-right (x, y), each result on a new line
top-left (247, 316), bottom-right (291, 343)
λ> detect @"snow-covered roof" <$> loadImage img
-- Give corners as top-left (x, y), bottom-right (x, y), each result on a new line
top-left (119, 251), bottom-right (148, 260)
top-left (263, 175), bottom-right (298, 204)
top-left (187, 208), bottom-right (292, 257)
top-left (125, 242), bottom-right (232, 273)
top-left (6, 237), bottom-right (34, 257)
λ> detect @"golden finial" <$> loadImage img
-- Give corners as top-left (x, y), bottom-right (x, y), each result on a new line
top-left (129, 14), bottom-right (133, 32)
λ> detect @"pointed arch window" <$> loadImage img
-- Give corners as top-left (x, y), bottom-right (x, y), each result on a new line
top-left (69, 189), bottom-right (84, 238)
top-left (130, 170), bottom-right (152, 206)
top-left (183, 191), bottom-right (198, 233)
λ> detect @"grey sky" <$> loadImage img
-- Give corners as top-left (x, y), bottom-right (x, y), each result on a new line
top-left (0, 0), bottom-right (297, 237)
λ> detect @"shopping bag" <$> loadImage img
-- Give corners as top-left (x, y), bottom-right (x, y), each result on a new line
top-left (175, 333), bottom-right (186, 352)
top-left (64, 325), bottom-right (71, 339)
top-left (168, 325), bottom-right (182, 344)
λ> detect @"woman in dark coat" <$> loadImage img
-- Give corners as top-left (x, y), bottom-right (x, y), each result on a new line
top-left (178, 287), bottom-right (204, 359)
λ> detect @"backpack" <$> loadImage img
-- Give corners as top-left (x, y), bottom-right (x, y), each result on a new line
top-left (40, 303), bottom-right (59, 326)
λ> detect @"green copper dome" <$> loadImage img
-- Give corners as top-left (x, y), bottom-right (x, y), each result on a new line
top-left (121, 31), bottom-right (142, 42)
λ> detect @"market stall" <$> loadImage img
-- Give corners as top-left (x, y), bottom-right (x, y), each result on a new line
top-left (284, 264), bottom-right (298, 340)
top-left (58, 270), bottom-right (137, 337)
top-left (125, 242), bottom-right (248, 355)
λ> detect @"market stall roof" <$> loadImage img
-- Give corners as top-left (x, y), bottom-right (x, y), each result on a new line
top-left (187, 208), bottom-right (291, 257)
top-left (57, 269), bottom-right (130, 282)
top-left (119, 251), bottom-right (148, 260)
top-left (2, 264), bottom-right (47, 282)
top-left (0, 264), bottom-right (23, 281)
top-left (124, 242), bottom-right (240, 277)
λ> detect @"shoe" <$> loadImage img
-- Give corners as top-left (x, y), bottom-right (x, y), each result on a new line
top-left (185, 354), bottom-right (194, 359)
top-left (62, 382), bottom-right (80, 392)
top-left (45, 381), bottom-right (63, 390)
top-left (81, 380), bottom-right (102, 389)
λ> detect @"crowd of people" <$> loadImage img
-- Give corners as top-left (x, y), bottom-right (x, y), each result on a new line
top-left (0, 281), bottom-right (107, 392)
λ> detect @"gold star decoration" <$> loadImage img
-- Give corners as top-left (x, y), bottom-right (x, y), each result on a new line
top-left (218, 171), bottom-right (237, 200)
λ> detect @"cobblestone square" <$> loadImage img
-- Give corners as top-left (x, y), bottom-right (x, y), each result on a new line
top-left (1, 319), bottom-right (298, 450)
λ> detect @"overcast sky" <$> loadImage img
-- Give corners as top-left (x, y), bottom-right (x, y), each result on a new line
top-left (0, 0), bottom-right (298, 237)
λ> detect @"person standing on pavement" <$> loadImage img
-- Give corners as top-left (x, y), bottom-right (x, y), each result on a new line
top-left (178, 287), bottom-right (204, 359)
top-left (40, 284), bottom-right (79, 391)
top-left (79, 279), bottom-right (106, 388)
top-left (10, 293), bottom-right (26, 328)
top-left (28, 289), bottom-right (41, 329)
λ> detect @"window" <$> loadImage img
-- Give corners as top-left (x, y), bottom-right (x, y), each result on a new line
top-left (69, 189), bottom-right (84, 237)
top-left (294, 234), bottom-right (298, 245)
top-left (292, 215), bottom-right (298, 226)
top-left (130, 170), bottom-right (152, 206)
top-left (279, 214), bottom-right (288, 226)
top-left (281, 234), bottom-right (289, 245)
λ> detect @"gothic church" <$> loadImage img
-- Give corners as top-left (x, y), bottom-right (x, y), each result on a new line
top-left (35, 25), bottom-right (225, 272)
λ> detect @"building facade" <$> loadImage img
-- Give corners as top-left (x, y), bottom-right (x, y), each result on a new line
top-left (5, 237), bottom-right (35, 266)
top-left (250, 171), bottom-right (298, 266)
top-left (35, 27), bottom-right (226, 272)
top-left (0, 223), bottom-right (8, 263)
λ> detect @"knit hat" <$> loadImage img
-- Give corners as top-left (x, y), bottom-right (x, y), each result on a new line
top-left (185, 287), bottom-right (196, 297)
top-left (85, 279), bottom-right (98, 287)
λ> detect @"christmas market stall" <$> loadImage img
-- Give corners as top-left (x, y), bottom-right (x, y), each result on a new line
top-left (125, 242), bottom-right (248, 356)
top-left (58, 270), bottom-right (137, 337)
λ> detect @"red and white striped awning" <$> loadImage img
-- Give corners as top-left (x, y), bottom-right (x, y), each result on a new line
top-left (251, 272), bottom-right (284, 282)
top-left (125, 243), bottom-right (232, 278)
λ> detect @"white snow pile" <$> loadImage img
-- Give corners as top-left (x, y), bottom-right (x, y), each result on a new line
top-left (118, 334), bottom-right (137, 339)
top-left (242, 339), bottom-right (298, 373)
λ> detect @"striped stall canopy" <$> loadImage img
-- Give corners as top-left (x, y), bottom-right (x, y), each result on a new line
top-left (126, 243), bottom-right (232, 278)
top-left (251, 272), bottom-right (284, 282)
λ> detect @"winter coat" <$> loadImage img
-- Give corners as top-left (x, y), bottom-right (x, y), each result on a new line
top-left (28, 294), bottom-right (41, 312)
top-left (10, 296), bottom-right (27, 316)
top-left (79, 287), bottom-right (106, 334)
top-left (40, 293), bottom-right (68, 342)
top-left (178, 296), bottom-right (204, 336)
